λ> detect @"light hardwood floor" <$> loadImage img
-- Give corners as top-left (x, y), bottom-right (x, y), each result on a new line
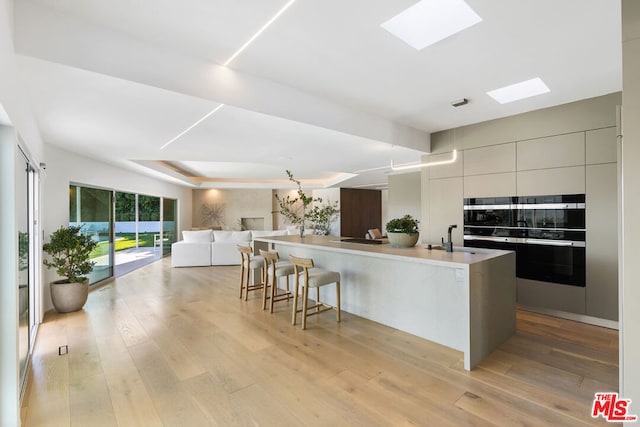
top-left (21, 257), bottom-right (619, 426)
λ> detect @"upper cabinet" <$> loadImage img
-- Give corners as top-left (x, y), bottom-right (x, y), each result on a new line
top-left (427, 151), bottom-right (464, 179)
top-left (586, 127), bottom-right (617, 165)
top-left (463, 143), bottom-right (516, 176)
top-left (517, 132), bottom-right (585, 170)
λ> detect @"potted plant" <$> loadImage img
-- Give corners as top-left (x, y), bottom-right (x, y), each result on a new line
top-left (385, 214), bottom-right (420, 248)
top-left (43, 225), bottom-right (97, 313)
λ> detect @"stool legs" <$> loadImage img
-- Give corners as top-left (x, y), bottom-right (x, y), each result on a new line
top-left (269, 275), bottom-right (291, 313)
top-left (292, 280), bottom-right (299, 325)
top-left (302, 284), bottom-right (310, 330)
top-left (239, 262), bottom-right (246, 298)
top-left (240, 264), bottom-right (264, 301)
top-left (292, 283), bottom-right (341, 330)
top-left (336, 280), bottom-right (341, 322)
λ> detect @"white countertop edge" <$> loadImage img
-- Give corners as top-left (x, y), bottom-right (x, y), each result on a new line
top-left (254, 235), bottom-right (512, 268)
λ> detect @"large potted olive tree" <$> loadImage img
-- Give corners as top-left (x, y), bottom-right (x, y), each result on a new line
top-left (385, 214), bottom-right (420, 248)
top-left (43, 225), bottom-right (97, 313)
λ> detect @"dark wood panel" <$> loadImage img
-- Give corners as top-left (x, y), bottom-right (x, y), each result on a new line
top-left (340, 188), bottom-right (381, 238)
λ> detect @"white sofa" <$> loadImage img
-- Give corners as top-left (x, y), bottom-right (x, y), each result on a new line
top-left (171, 229), bottom-right (289, 267)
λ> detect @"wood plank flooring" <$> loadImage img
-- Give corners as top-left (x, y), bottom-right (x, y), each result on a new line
top-left (21, 257), bottom-right (619, 426)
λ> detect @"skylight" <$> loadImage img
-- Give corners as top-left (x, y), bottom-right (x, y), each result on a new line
top-left (381, 0), bottom-right (482, 50)
top-left (486, 78), bottom-right (551, 104)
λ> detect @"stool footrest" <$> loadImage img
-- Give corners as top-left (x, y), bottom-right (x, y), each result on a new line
top-left (296, 303), bottom-right (335, 316)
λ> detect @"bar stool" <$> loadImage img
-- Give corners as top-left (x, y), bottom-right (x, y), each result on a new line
top-left (237, 245), bottom-right (265, 301)
top-left (289, 255), bottom-right (341, 330)
top-left (260, 250), bottom-right (295, 312)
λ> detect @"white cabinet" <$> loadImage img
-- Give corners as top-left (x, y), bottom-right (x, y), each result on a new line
top-left (585, 163), bottom-right (618, 320)
top-left (427, 151), bottom-right (464, 179)
top-left (516, 166), bottom-right (585, 196)
top-left (586, 127), bottom-right (617, 164)
top-left (464, 172), bottom-right (516, 198)
top-left (517, 132), bottom-right (585, 170)
top-left (427, 177), bottom-right (463, 245)
top-left (463, 143), bottom-right (516, 176)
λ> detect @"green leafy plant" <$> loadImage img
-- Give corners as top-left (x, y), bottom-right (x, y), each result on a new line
top-left (385, 214), bottom-right (419, 234)
top-left (275, 170), bottom-right (315, 233)
top-left (43, 225), bottom-right (98, 283)
top-left (309, 200), bottom-right (339, 235)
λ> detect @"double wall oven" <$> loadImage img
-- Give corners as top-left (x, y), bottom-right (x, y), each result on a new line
top-left (464, 194), bottom-right (586, 286)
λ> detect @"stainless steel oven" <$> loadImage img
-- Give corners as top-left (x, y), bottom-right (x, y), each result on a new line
top-left (464, 194), bottom-right (586, 286)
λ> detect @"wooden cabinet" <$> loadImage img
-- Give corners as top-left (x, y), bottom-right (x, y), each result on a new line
top-left (339, 188), bottom-right (381, 239)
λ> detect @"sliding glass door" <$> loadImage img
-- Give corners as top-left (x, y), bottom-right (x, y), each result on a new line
top-left (70, 185), bottom-right (114, 284)
top-left (162, 198), bottom-right (177, 256)
top-left (16, 149), bottom-right (29, 389)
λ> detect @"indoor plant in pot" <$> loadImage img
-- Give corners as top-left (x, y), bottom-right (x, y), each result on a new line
top-left (43, 225), bottom-right (97, 313)
top-left (385, 214), bottom-right (420, 248)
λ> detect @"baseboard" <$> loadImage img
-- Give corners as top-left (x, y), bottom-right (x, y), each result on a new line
top-left (519, 305), bottom-right (619, 330)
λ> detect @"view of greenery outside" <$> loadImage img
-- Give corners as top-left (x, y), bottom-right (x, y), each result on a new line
top-left (90, 232), bottom-right (157, 257)
top-left (111, 193), bottom-right (162, 252)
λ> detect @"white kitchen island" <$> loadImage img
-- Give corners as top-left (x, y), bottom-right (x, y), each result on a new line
top-left (255, 235), bottom-right (516, 370)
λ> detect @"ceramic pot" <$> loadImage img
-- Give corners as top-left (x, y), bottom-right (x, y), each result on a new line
top-left (387, 232), bottom-right (419, 248)
top-left (50, 279), bottom-right (89, 313)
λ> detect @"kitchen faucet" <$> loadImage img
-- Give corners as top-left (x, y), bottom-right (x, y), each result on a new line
top-left (442, 224), bottom-right (457, 252)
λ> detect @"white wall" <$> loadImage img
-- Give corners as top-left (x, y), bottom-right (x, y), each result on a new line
top-left (387, 172), bottom-right (422, 239)
top-left (621, 0), bottom-right (640, 412)
top-left (0, 126), bottom-right (20, 426)
top-left (0, 0), bottom-right (43, 163)
top-left (1, 0), bottom-right (45, 423)
top-left (192, 188), bottom-right (273, 231)
top-left (42, 144), bottom-right (192, 312)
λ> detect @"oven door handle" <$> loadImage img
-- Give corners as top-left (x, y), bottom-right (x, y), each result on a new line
top-left (523, 239), bottom-right (580, 247)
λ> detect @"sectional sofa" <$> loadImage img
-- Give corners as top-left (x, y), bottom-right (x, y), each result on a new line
top-left (170, 229), bottom-right (290, 267)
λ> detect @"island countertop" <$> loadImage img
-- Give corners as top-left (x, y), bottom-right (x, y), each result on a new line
top-left (254, 234), bottom-right (512, 268)
top-left (255, 233), bottom-right (516, 370)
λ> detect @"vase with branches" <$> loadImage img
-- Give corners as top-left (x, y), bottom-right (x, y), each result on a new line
top-left (275, 170), bottom-right (316, 237)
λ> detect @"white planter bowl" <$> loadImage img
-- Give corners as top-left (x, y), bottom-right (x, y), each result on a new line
top-left (387, 232), bottom-right (419, 248)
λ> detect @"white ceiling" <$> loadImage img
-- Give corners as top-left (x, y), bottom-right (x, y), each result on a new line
top-left (12, 0), bottom-right (622, 189)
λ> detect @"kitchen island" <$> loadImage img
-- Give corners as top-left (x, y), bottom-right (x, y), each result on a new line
top-left (254, 234), bottom-right (516, 370)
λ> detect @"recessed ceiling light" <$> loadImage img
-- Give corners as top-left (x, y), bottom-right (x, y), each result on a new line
top-left (381, 0), bottom-right (482, 50)
top-left (486, 77), bottom-right (551, 104)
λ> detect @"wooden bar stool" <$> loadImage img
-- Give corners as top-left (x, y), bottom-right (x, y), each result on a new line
top-left (237, 245), bottom-right (265, 301)
top-left (289, 255), bottom-right (341, 330)
top-left (260, 250), bottom-right (295, 312)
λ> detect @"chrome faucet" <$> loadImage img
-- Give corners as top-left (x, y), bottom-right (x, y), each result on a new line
top-left (442, 224), bottom-right (457, 252)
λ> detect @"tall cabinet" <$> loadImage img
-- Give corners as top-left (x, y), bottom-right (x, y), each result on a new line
top-left (424, 126), bottom-right (619, 322)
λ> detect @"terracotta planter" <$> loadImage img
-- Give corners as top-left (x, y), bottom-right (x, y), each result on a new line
top-left (50, 279), bottom-right (89, 313)
top-left (387, 232), bottom-right (419, 248)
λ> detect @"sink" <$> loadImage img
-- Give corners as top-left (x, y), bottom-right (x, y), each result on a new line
top-left (426, 245), bottom-right (479, 254)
